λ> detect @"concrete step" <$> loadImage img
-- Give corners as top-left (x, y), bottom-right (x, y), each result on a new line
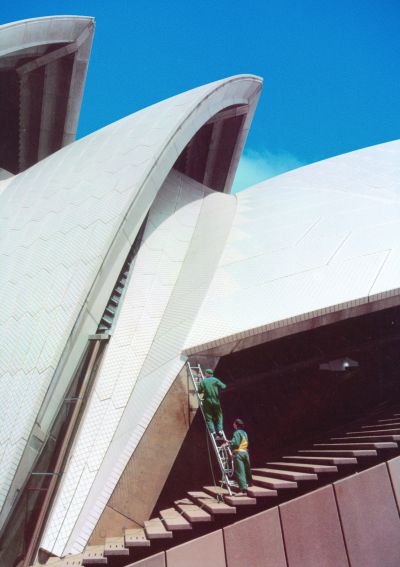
top-left (124, 528), bottom-right (150, 547)
top-left (252, 467), bottom-right (317, 481)
top-left (159, 508), bottom-right (192, 530)
top-left (104, 537), bottom-right (129, 557)
top-left (247, 485), bottom-right (278, 498)
top-left (346, 429), bottom-right (400, 435)
top-left (63, 556), bottom-right (84, 566)
top-left (333, 435), bottom-right (400, 442)
top-left (144, 518), bottom-right (173, 540)
top-left (268, 461), bottom-right (338, 473)
top-left (313, 442), bottom-right (397, 449)
top-left (43, 558), bottom-right (82, 567)
top-left (203, 485), bottom-right (257, 506)
top-left (362, 422), bottom-right (400, 429)
top-left (82, 546), bottom-right (107, 565)
top-left (282, 455), bottom-right (357, 465)
top-left (252, 475), bottom-right (297, 490)
top-left (188, 491), bottom-right (236, 515)
top-left (174, 498), bottom-right (212, 522)
top-left (298, 449), bottom-right (377, 456)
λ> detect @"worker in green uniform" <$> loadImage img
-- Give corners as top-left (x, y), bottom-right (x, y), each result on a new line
top-left (197, 369), bottom-right (226, 437)
top-left (224, 418), bottom-right (252, 495)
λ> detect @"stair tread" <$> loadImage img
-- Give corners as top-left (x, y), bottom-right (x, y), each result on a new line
top-left (252, 467), bottom-right (317, 481)
top-left (159, 507), bottom-right (192, 530)
top-left (283, 455), bottom-right (358, 464)
top-left (82, 545), bottom-right (107, 565)
top-left (104, 537), bottom-right (129, 557)
top-left (63, 556), bottom-right (85, 566)
top-left (252, 474), bottom-right (297, 489)
top-left (268, 461), bottom-right (338, 473)
top-left (124, 528), bottom-right (150, 547)
top-left (144, 518), bottom-right (173, 539)
top-left (334, 435), bottom-right (400, 441)
top-left (362, 422), bottom-right (400, 429)
top-left (347, 429), bottom-right (400, 434)
top-left (174, 498), bottom-right (212, 522)
top-left (247, 485), bottom-right (278, 498)
top-left (203, 485), bottom-right (257, 506)
top-left (188, 491), bottom-right (236, 514)
top-left (298, 449), bottom-right (377, 456)
top-left (314, 442), bottom-right (397, 449)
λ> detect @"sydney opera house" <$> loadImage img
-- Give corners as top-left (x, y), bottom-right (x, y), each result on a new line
top-left (1, 14), bottom-right (400, 567)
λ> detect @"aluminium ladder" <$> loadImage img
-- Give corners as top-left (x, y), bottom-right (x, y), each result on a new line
top-left (187, 362), bottom-right (234, 495)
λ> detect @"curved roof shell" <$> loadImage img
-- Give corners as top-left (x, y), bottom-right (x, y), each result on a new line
top-left (185, 139), bottom-right (400, 356)
top-left (0, 16), bottom-right (94, 174)
top-left (0, 74), bottom-right (261, 531)
top-left (38, 134), bottom-right (400, 556)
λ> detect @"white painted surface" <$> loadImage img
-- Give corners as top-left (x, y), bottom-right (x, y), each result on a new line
top-left (41, 171), bottom-right (236, 555)
top-left (0, 73), bottom-right (260, 534)
top-left (185, 140), bottom-right (400, 354)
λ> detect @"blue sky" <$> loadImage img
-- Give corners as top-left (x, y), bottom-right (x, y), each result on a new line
top-left (2, 1), bottom-right (399, 190)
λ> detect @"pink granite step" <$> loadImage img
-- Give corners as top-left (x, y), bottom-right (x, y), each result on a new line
top-left (124, 528), bottom-right (150, 547)
top-left (82, 546), bottom-right (107, 565)
top-left (159, 508), bottom-right (192, 530)
top-left (187, 491), bottom-right (236, 515)
top-left (313, 442), bottom-right (397, 449)
top-left (362, 422), bottom-right (400, 429)
top-left (103, 537), bottom-right (129, 557)
top-left (268, 461), bottom-right (338, 473)
top-left (333, 435), bottom-right (400, 442)
top-left (247, 485), bottom-right (278, 498)
top-left (252, 467), bottom-right (317, 481)
top-left (283, 455), bottom-right (357, 465)
top-left (203, 485), bottom-right (257, 506)
top-left (346, 429), bottom-right (400, 435)
top-left (298, 449), bottom-right (377, 456)
top-left (252, 475), bottom-right (297, 490)
top-left (144, 518), bottom-right (173, 539)
top-left (174, 498), bottom-right (212, 522)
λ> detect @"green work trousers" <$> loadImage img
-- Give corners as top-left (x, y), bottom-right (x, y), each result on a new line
top-left (234, 451), bottom-right (252, 490)
top-left (203, 400), bottom-right (223, 434)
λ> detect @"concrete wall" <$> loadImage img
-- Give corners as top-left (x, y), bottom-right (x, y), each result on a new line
top-left (128, 457), bottom-right (400, 567)
top-left (89, 366), bottom-right (197, 544)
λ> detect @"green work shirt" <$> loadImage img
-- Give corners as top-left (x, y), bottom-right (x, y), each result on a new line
top-left (198, 376), bottom-right (226, 404)
top-left (229, 429), bottom-right (249, 452)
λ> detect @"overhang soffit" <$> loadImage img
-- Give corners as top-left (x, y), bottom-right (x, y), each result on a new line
top-left (0, 16), bottom-right (94, 56)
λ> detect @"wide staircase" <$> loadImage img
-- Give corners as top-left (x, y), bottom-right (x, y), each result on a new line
top-left (32, 402), bottom-right (400, 566)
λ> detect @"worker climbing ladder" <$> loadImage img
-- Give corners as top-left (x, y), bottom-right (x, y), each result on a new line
top-left (187, 362), bottom-right (234, 495)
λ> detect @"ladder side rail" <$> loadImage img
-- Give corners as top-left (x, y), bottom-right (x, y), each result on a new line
top-left (187, 362), bottom-right (233, 495)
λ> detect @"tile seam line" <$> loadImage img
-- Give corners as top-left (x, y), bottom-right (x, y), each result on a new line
top-left (385, 460), bottom-right (400, 517)
top-left (332, 481), bottom-right (352, 567)
top-left (277, 505), bottom-right (289, 567)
